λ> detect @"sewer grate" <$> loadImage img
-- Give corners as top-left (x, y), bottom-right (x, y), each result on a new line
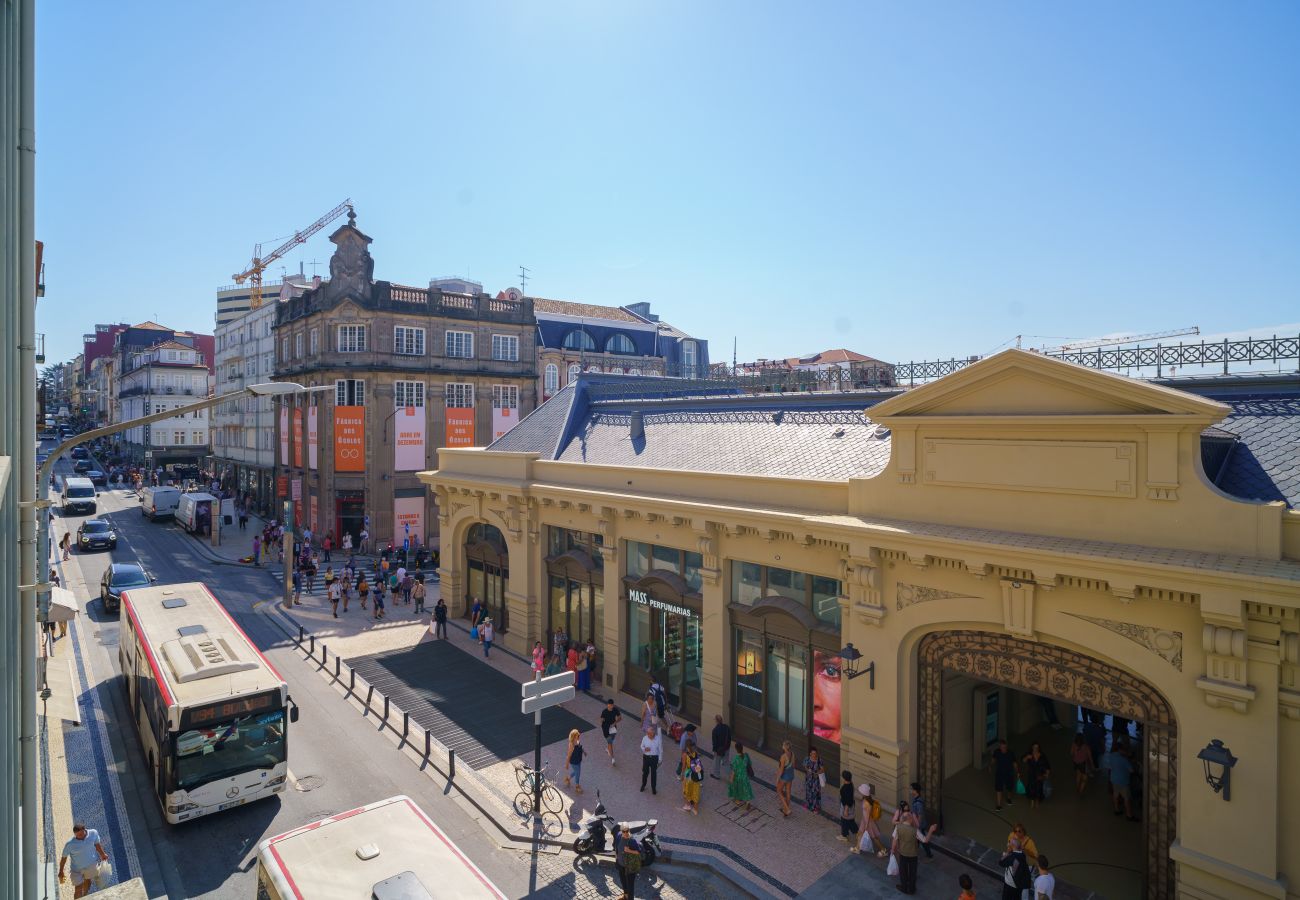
top-left (294, 774), bottom-right (325, 792)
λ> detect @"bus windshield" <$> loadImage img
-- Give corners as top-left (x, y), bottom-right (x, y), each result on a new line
top-left (173, 710), bottom-right (285, 791)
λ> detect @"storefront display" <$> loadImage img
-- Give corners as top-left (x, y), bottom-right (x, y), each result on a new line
top-left (623, 541), bottom-right (704, 722)
top-left (546, 527), bottom-right (606, 676)
top-left (465, 523), bottom-right (509, 632)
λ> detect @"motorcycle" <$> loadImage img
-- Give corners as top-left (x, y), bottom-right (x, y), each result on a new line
top-left (572, 791), bottom-right (661, 866)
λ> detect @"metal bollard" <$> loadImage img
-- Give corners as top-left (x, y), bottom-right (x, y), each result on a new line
top-left (424, 729), bottom-right (431, 759)
top-left (365, 684), bottom-right (374, 710)
top-left (298, 625), bottom-right (304, 643)
top-left (449, 748), bottom-right (455, 780)
top-left (383, 695), bottom-right (390, 722)
top-left (320, 645), bottom-right (327, 664)
top-left (308, 635), bottom-right (315, 657)
top-left (349, 668), bottom-right (356, 694)
top-left (402, 711), bottom-right (409, 738)
top-left (334, 657), bottom-right (341, 679)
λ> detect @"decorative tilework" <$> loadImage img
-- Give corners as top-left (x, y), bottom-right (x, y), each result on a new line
top-left (1064, 613), bottom-right (1183, 670)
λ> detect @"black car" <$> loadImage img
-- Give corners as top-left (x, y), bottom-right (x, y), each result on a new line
top-left (76, 519), bottom-right (118, 552)
top-left (86, 470), bottom-right (108, 488)
top-left (71, 447), bottom-right (89, 460)
top-left (99, 562), bottom-right (151, 613)
top-left (73, 458), bottom-right (93, 474)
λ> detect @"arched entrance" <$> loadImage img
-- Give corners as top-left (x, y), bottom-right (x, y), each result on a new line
top-left (464, 523), bottom-right (509, 633)
top-left (918, 631), bottom-right (1176, 899)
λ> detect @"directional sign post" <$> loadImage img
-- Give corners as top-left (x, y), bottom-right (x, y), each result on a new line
top-left (521, 671), bottom-right (576, 818)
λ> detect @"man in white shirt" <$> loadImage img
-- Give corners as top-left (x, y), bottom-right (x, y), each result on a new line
top-left (1034, 853), bottom-right (1056, 899)
top-left (639, 726), bottom-right (663, 794)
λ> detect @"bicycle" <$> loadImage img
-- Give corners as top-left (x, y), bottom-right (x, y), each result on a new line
top-left (513, 762), bottom-right (563, 816)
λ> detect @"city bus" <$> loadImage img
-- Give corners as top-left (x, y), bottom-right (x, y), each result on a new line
top-left (255, 795), bottom-right (506, 899)
top-left (118, 581), bottom-right (297, 824)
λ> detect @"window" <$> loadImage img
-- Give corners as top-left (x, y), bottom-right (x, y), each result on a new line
top-left (294, 333), bottom-right (303, 358)
top-left (568, 363), bottom-right (581, 383)
top-left (605, 333), bottom-right (635, 354)
top-left (445, 383), bottom-right (474, 408)
top-left (587, 364), bottom-right (602, 373)
top-left (394, 326), bottom-right (426, 356)
top-left (245, 359), bottom-right (256, 377)
top-left (394, 380), bottom-right (426, 408)
top-left (491, 334), bottom-right (519, 361)
top-left (610, 367), bottom-right (624, 375)
top-left (445, 330), bottom-right (474, 358)
top-left (173, 431), bottom-right (186, 445)
top-left (681, 340), bottom-right (698, 378)
top-left (492, 384), bottom-right (519, 411)
top-left (153, 403), bottom-right (165, 415)
top-left (728, 561), bottom-right (842, 628)
top-left (543, 364), bottom-right (559, 395)
top-left (337, 324), bottom-right (367, 353)
top-left (309, 328), bottom-right (319, 355)
top-left (335, 379), bottom-right (365, 406)
top-left (280, 337), bottom-right (289, 361)
top-left (628, 368), bottom-right (641, 376)
top-left (562, 329), bottom-right (596, 351)
top-left (192, 430), bottom-right (204, 444)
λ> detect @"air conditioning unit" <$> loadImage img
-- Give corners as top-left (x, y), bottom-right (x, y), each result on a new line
top-left (165, 386), bottom-right (175, 394)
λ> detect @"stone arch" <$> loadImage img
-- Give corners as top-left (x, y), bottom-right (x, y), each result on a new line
top-left (460, 521), bottom-right (511, 633)
top-left (917, 630), bottom-right (1177, 899)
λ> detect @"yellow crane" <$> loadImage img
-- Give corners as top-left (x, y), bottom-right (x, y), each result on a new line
top-left (233, 199), bottom-right (353, 309)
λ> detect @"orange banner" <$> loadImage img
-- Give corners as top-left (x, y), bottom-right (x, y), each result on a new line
top-left (445, 408), bottom-right (475, 448)
top-left (276, 475), bottom-right (288, 497)
top-left (334, 406), bottom-right (365, 471)
top-left (292, 408), bottom-right (304, 468)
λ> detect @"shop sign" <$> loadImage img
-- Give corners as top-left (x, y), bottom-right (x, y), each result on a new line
top-left (334, 406), bottom-right (365, 472)
top-left (276, 475), bottom-right (288, 498)
top-left (292, 408), bottom-right (304, 468)
top-left (445, 408), bottom-right (475, 448)
top-left (307, 406), bottom-right (318, 470)
top-left (629, 588), bottom-right (693, 619)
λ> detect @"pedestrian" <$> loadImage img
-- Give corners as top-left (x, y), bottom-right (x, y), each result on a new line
top-left (1034, 853), bottom-right (1056, 899)
top-left (359, 527), bottom-right (370, 555)
top-left (1070, 733), bottom-right (1095, 796)
top-left (551, 626), bottom-right (568, 661)
top-left (803, 747), bottom-right (825, 812)
top-left (532, 641), bottom-right (545, 673)
top-left (340, 572), bottom-right (351, 612)
top-left (614, 825), bottom-right (640, 900)
top-left (372, 578), bottom-right (386, 620)
top-left (958, 872), bottom-right (976, 900)
top-left (1021, 742), bottom-right (1051, 809)
top-left (710, 714), bottom-right (732, 780)
top-left (1083, 711), bottom-right (1106, 773)
top-left (566, 644), bottom-right (580, 683)
top-left (323, 565), bottom-right (335, 594)
top-left (564, 729), bottom-right (585, 794)
top-left (585, 639), bottom-right (598, 685)
top-left (480, 617), bottom-right (494, 657)
top-left (649, 678), bottom-right (669, 726)
top-left (998, 836), bottom-right (1033, 900)
top-left (470, 597), bottom-right (483, 629)
top-left (59, 822), bottom-right (108, 899)
top-left (891, 806), bottom-right (920, 894)
top-left (680, 741), bottom-right (703, 815)
top-left (1006, 823), bottom-right (1039, 868)
top-left (990, 738), bottom-right (1019, 810)
top-left (433, 596), bottom-right (447, 638)
top-left (323, 532), bottom-right (333, 562)
top-left (388, 570), bottom-right (400, 603)
top-left (837, 770), bottom-right (860, 846)
top-left (639, 725), bottom-right (662, 794)
top-left (357, 574), bottom-right (369, 610)
top-left (640, 692), bottom-right (658, 730)
top-left (292, 568), bottom-right (302, 605)
top-left (858, 783), bottom-right (888, 858)
top-left (328, 577), bottom-right (341, 618)
top-left (910, 782), bottom-right (934, 858)
top-left (776, 740), bottom-right (795, 817)
top-left (600, 698), bottom-right (621, 765)
top-left (305, 556), bottom-right (317, 594)
top-left (60, 532), bottom-right (71, 561)
top-left (727, 742), bottom-right (753, 810)
top-left (575, 643), bottom-right (591, 691)
top-left (543, 653), bottom-right (563, 676)
top-left (412, 576), bottom-right (426, 614)
top-left (239, 508), bottom-right (248, 531)
top-left (675, 723), bottom-right (697, 778)
top-left (342, 531), bottom-right (353, 553)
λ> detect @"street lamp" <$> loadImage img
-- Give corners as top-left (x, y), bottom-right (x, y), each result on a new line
top-left (1196, 739), bottom-right (1237, 801)
top-left (838, 643), bottom-right (876, 689)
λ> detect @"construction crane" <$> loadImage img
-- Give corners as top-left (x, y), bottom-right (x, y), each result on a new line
top-left (1045, 326), bottom-right (1200, 353)
top-left (233, 198), bottom-right (353, 309)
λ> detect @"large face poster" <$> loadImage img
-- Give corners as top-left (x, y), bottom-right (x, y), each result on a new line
top-left (444, 408), bottom-right (475, 448)
top-left (307, 407), bottom-right (319, 470)
top-left (812, 649), bottom-right (842, 744)
top-left (292, 409), bottom-right (304, 468)
top-left (334, 406), bottom-right (365, 472)
top-left (279, 406), bottom-right (288, 465)
top-left (394, 407), bottom-right (426, 471)
top-left (393, 497), bottom-right (423, 547)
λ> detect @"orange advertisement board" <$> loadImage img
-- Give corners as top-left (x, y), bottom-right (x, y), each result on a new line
top-left (334, 406), bottom-right (365, 471)
top-left (292, 409), bottom-right (304, 468)
top-left (445, 408), bottom-right (475, 448)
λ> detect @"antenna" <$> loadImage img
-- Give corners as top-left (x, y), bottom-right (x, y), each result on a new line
top-left (519, 265), bottom-right (531, 294)
top-left (309, 259), bottom-right (321, 276)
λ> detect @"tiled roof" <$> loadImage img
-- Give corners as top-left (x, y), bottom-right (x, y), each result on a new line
top-left (1212, 395), bottom-right (1300, 508)
top-left (488, 383), bottom-right (577, 456)
top-left (131, 320), bottom-right (170, 330)
top-left (532, 297), bottom-right (645, 324)
top-left (788, 348), bottom-right (890, 366)
top-left (556, 407), bottom-right (892, 481)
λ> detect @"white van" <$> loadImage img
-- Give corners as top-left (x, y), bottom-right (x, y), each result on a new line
top-left (140, 485), bottom-right (181, 520)
top-left (175, 493), bottom-right (234, 534)
top-left (61, 476), bottom-right (97, 515)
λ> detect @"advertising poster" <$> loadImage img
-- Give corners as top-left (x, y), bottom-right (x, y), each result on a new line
top-left (307, 406), bottom-right (319, 470)
top-left (309, 494), bottom-right (318, 534)
top-left (393, 497), bottom-right (424, 547)
top-left (279, 406), bottom-right (288, 465)
top-left (276, 475), bottom-right (288, 498)
top-left (491, 406), bottom-right (515, 442)
top-left (444, 408), bottom-right (475, 448)
top-left (811, 649), bottom-right (842, 744)
top-left (334, 406), bottom-right (365, 472)
top-left (291, 478), bottom-right (302, 502)
top-left (394, 407), bottom-right (426, 471)
top-left (292, 408), bottom-right (304, 468)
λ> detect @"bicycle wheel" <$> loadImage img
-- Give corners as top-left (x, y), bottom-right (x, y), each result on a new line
top-left (514, 765), bottom-right (529, 789)
top-left (541, 783), bottom-right (564, 814)
top-left (513, 791), bottom-right (534, 817)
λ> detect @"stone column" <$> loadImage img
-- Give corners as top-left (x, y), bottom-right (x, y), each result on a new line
top-left (697, 526), bottom-right (727, 729)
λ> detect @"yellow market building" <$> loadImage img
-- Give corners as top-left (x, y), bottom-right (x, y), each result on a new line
top-left (422, 350), bottom-right (1300, 899)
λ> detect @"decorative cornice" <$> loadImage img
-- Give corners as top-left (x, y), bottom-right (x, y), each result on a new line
top-left (1064, 613), bottom-right (1183, 671)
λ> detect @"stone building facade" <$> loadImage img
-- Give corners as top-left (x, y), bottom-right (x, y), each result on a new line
top-left (273, 212), bottom-right (536, 548)
top-left (423, 353), bottom-right (1300, 900)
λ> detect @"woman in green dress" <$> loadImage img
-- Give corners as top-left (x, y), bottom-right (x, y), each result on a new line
top-left (727, 742), bottom-right (754, 810)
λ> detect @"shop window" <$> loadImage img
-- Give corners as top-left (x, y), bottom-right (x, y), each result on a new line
top-left (626, 541), bottom-right (651, 579)
top-left (812, 576), bottom-right (842, 628)
top-left (652, 543), bottom-right (680, 574)
top-left (767, 641), bottom-right (808, 731)
top-left (735, 629), bottom-right (764, 712)
top-left (628, 598), bottom-right (652, 670)
top-left (732, 562), bottom-right (763, 607)
top-left (767, 567), bottom-right (806, 597)
top-left (683, 551), bottom-right (703, 591)
top-left (729, 560), bottom-right (842, 628)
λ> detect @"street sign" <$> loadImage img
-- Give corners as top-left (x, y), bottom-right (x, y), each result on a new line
top-left (521, 685), bottom-right (575, 716)
top-left (521, 671), bottom-right (577, 699)
top-left (144, 450), bottom-right (153, 459)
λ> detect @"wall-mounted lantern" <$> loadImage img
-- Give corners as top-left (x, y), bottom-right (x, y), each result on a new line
top-left (1196, 739), bottom-right (1237, 801)
top-left (839, 643), bottom-right (875, 690)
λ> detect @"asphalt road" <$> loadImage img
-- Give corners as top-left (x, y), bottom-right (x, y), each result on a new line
top-left (47, 442), bottom-right (724, 900)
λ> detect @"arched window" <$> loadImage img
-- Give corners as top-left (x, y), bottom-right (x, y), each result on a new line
top-left (610, 367), bottom-right (624, 375)
top-left (587, 364), bottom-right (602, 373)
top-left (628, 368), bottom-right (641, 376)
top-left (562, 329), bottom-right (596, 351)
top-left (544, 364), bottom-right (559, 396)
top-left (605, 333), bottom-right (635, 354)
top-left (465, 523), bottom-right (509, 633)
top-left (567, 363), bottom-right (581, 384)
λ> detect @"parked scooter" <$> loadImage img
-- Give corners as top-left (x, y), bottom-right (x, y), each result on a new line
top-left (572, 791), bottom-right (662, 865)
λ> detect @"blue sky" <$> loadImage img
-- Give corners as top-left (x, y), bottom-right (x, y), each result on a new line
top-left (36, 1), bottom-right (1300, 368)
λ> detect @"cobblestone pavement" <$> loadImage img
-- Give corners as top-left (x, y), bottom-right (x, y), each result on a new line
top-left (521, 851), bottom-right (727, 900)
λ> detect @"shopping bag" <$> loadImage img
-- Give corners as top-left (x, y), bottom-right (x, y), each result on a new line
top-left (470, 626), bottom-right (479, 640)
top-left (1042, 778), bottom-right (1053, 799)
top-left (886, 853), bottom-right (900, 877)
top-left (93, 860), bottom-right (112, 889)
top-left (1015, 777), bottom-right (1027, 795)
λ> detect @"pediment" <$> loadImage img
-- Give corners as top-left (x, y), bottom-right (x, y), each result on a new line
top-left (869, 349), bottom-right (1228, 421)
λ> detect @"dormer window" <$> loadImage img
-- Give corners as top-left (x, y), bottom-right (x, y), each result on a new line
top-left (562, 329), bottom-right (596, 351)
top-left (605, 333), bottom-right (635, 354)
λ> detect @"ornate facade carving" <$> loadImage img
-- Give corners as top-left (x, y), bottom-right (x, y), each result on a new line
top-left (895, 582), bottom-right (977, 611)
top-left (1196, 624), bottom-right (1255, 713)
top-left (1064, 613), bottom-right (1183, 671)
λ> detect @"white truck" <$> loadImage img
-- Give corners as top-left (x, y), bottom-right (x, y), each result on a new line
top-left (175, 493), bottom-right (234, 535)
top-left (140, 485), bottom-right (181, 520)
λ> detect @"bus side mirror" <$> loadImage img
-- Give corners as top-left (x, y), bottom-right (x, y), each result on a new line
top-left (289, 704), bottom-right (300, 723)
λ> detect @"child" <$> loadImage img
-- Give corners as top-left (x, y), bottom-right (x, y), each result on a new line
top-left (958, 872), bottom-right (976, 899)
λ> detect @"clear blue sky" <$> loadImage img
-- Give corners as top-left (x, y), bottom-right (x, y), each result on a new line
top-left (36, 1), bottom-right (1300, 367)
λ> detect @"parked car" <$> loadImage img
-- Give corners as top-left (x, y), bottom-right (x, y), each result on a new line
top-left (76, 519), bottom-right (117, 552)
top-left (140, 485), bottom-right (181, 520)
top-left (99, 562), bottom-right (152, 613)
top-left (70, 447), bottom-right (89, 460)
top-left (86, 470), bottom-right (108, 488)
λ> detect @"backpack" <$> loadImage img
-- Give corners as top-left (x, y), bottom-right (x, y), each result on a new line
top-left (870, 799), bottom-right (882, 821)
top-left (624, 846), bottom-right (642, 874)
